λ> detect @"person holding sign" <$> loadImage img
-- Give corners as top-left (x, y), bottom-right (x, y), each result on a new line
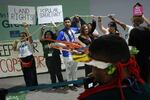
top-left (40, 25), bottom-right (64, 85)
top-left (108, 2), bottom-right (150, 42)
top-left (13, 23), bottom-right (38, 87)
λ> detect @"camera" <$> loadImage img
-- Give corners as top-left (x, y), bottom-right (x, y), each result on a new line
top-left (83, 77), bottom-right (95, 89)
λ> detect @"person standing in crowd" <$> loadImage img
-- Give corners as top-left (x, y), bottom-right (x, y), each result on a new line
top-left (78, 15), bottom-right (97, 46)
top-left (98, 16), bottom-right (120, 36)
top-left (13, 23), bottom-right (38, 87)
top-left (78, 34), bottom-right (150, 100)
top-left (78, 24), bottom-right (95, 46)
top-left (108, 14), bottom-right (150, 42)
top-left (40, 26), bottom-right (64, 85)
top-left (57, 17), bottom-right (80, 89)
top-left (78, 24), bottom-right (95, 77)
top-left (87, 16), bottom-right (99, 39)
top-left (128, 27), bottom-right (150, 84)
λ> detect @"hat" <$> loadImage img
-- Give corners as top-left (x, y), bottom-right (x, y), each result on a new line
top-left (88, 34), bottom-right (130, 64)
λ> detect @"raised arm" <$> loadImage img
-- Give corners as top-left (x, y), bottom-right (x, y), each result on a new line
top-left (89, 15), bottom-right (96, 34)
top-left (142, 15), bottom-right (150, 27)
top-left (23, 22), bottom-right (33, 43)
top-left (108, 15), bottom-right (127, 30)
top-left (98, 17), bottom-right (108, 34)
top-left (39, 25), bottom-right (46, 41)
top-left (12, 40), bottom-right (18, 51)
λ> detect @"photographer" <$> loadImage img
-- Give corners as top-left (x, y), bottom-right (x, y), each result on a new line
top-left (78, 34), bottom-right (150, 100)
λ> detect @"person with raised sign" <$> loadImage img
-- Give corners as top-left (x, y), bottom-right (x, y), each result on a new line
top-left (108, 2), bottom-right (150, 42)
top-left (12, 23), bottom-right (38, 87)
top-left (39, 25), bottom-right (64, 85)
top-left (98, 16), bottom-right (121, 36)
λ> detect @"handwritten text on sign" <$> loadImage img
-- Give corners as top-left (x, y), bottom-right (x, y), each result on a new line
top-left (37, 5), bottom-right (63, 24)
top-left (8, 5), bottom-right (36, 24)
top-left (0, 40), bottom-right (47, 78)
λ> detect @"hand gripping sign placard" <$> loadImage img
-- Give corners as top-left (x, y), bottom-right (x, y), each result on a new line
top-left (37, 5), bottom-right (64, 24)
top-left (8, 5), bottom-right (36, 24)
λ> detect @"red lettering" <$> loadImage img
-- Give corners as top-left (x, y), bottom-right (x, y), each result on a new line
top-left (0, 58), bottom-right (22, 73)
top-left (34, 56), bottom-right (45, 68)
top-left (6, 59), bottom-right (14, 72)
top-left (0, 59), bottom-right (7, 73)
top-left (12, 58), bottom-right (21, 72)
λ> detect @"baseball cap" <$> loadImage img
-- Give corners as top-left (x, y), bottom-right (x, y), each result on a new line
top-left (86, 60), bottom-right (110, 69)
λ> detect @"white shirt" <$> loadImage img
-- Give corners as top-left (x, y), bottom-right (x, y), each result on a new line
top-left (125, 25), bottom-right (134, 43)
top-left (17, 41), bottom-right (33, 58)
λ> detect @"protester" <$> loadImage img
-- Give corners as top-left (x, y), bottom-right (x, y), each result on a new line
top-left (128, 27), bottom-right (150, 84)
top-left (12, 23), bottom-right (38, 87)
top-left (85, 15), bottom-right (99, 38)
top-left (78, 24), bottom-right (95, 77)
top-left (78, 34), bottom-right (150, 100)
top-left (98, 16), bottom-right (120, 36)
top-left (40, 26), bottom-right (64, 85)
top-left (103, 3), bottom-right (149, 43)
top-left (57, 17), bottom-right (80, 89)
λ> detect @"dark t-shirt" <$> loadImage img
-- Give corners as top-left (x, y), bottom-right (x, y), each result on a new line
top-left (128, 27), bottom-right (150, 53)
top-left (128, 27), bottom-right (150, 82)
top-left (40, 40), bottom-right (53, 58)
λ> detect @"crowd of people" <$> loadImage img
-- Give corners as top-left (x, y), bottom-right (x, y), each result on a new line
top-left (1, 2), bottom-right (149, 100)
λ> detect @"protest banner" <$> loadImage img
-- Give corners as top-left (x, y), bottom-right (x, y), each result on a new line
top-left (37, 5), bottom-right (63, 24)
top-left (0, 40), bottom-right (84, 78)
top-left (0, 40), bottom-right (47, 78)
top-left (8, 5), bottom-right (36, 24)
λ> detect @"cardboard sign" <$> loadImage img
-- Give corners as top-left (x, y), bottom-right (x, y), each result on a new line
top-left (8, 5), bottom-right (36, 24)
top-left (37, 5), bottom-right (63, 24)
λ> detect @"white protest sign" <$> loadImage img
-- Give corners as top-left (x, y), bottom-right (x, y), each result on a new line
top-left (8, 5), bottom-right (36, 24)
top-left (37, 5), bottom-right (63, 24)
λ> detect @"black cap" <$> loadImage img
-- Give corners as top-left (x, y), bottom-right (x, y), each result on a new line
top-left (89, 34), bottom-right (130, 63)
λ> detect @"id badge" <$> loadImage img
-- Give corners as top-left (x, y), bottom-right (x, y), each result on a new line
top-left (48, 53), bottom-right (52, 57)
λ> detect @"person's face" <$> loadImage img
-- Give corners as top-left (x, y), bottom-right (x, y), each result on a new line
top-left (45, 33), bottom-right (52, 38)
top-left (108, 27), bottom-right (116, 33)
top-left (132, 16), bottom-right (144, 27)
top-left (87, 24), bottom-right (92, 31)
top-left (20, 33), bottom-right (27, 41)
top-left (64, 20), bottom-right (71, 29)
top-left (83, 26), bottom-right (89, 34)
